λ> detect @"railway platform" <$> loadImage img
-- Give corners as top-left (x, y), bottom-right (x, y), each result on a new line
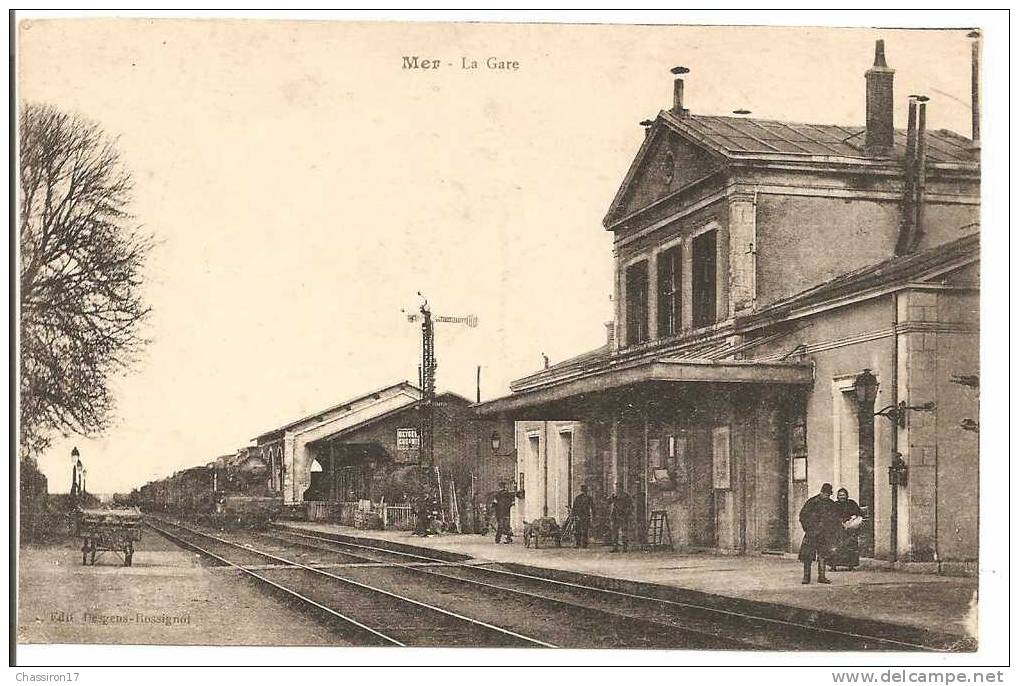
top-left (17, 532), bottom-right (351, 646)
top-left (276, 521), bottom-right (978, 645)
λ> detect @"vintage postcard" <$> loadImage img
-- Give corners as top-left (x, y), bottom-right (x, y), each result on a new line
top-left (12, 11), bottom-right (1007, 674)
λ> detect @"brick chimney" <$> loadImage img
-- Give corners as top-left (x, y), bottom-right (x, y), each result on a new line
top-left (865, 40), bottom-right (895, 155)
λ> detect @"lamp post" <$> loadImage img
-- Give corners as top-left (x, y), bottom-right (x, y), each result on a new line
top-left (70, 447), bottom-right (82, 502)
top-left (854, 370), bottom-right (935, 562)
top-left (887, 452), bottom-right (909, 561)
top-left (852, 370), bottom-right (879, 557)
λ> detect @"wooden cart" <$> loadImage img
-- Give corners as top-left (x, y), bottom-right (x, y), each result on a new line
top-left (78, 508), bottom-right (143, 567)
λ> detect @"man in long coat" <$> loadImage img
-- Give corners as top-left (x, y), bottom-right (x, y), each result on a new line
top-left (571, 485), bottom-right (595, 548)
top-left (607, 484), bottom-right (633, 553)
top-left (798, 482), bottom-right (839, 584)
top-left (492, 482), bottom-right (516, 544)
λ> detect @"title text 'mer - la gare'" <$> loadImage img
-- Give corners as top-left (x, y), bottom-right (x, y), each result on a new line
top-left (402, 56), bottom-right (520, 71)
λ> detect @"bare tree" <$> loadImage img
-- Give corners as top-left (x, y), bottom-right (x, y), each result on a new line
top-left (19, 103), bottom-right (152, 457)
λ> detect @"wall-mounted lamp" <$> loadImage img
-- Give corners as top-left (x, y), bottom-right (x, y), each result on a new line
top-left (490, 432), bottom-right (501, 452)
top-left (888, 453), bottom-right (909, 486)
top-left (875, 400), bottom-right (937, 428)
top-left (852, 369), bottom-right (879, 406)
top-left (853, 369), bottom-right (936, 427)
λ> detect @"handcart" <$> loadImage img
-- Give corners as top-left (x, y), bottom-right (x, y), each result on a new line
top-left (78, 508), bottom-right (143, 567)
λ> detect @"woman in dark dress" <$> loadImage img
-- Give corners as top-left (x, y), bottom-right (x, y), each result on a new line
top-left (829, 488), bottom-right (865, 570)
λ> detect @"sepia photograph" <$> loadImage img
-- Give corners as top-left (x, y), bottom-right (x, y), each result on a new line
top-left (10, 9), bottom-right (1009, 676)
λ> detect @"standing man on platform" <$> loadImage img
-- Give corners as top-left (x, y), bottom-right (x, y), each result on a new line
top-left (607, 483), bottom-right (632, 553)
top-left (798, 482), bottom-right (839, 584)
top-left (492, 481), bottom-right (516, 544)
top-left (571, 484), bottom-right (595, 548)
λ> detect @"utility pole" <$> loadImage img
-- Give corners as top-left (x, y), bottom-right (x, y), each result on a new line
top-left (419, 297), bottom-right (436, 471)
top-left (403, 293), bottom-right (477, 472)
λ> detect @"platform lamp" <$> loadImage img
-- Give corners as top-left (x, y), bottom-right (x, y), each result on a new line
top-left (70, 447), bottom-right (81, 500)
top-left (852, 368), bottom-right (879, 407)
top-left (852, 370), bottom-right (879, 557)
top-left (490, 431), bottom-right (501, 453)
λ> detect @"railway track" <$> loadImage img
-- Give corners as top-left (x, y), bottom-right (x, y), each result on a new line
top-left (146, 518), bottom-right (553, 648)
top-left (257, 525), bottom-right (964, 652)
top-left (148, 517), bottom-right (965, 651)
top-left (147, 518), bottom-right (761, 649)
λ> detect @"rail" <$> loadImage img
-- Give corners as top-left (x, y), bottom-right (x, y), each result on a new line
top-left (147, 517), bottom-right (555, 648)
top-left (269, 525), bottom-right (962, 652)
top-left (145, 520), bottom-right (402, 646)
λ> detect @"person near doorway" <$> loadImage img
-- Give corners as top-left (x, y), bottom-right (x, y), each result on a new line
top-left (492, 482), bottom-right (515, 544)
top-left (607, 484), bottom-right (633, 553)
top-left (829, 487), bottom-right (865, 571)
top-left (414, 491), bottom-right (430, 537)
top-left (427, 492), bottom-right (442, 534)
top-left (571, 484), bottom-right (595, 548)
top-left (798, 482), bottom-right (840, 584)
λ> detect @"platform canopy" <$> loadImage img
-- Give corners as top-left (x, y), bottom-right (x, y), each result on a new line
top-left (474, 357), bottom-right (812, 419)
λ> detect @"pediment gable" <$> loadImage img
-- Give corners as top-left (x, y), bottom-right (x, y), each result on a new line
top-left (603, 119), bottom-right (725, 229)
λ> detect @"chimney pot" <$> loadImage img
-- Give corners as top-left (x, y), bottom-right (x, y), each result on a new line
top-left (873, 39), bottom-right (888, 68)
top-left (671, 66), bottom-right (689, 116)
top-left (673, 79), bottom-right (687, 115)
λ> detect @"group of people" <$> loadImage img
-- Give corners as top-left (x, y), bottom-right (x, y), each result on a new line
top-left (798, 483), bottom-right (866, 584)
top-left (491, 478), bottom-right (867, 586)
top-left (489, 481), bottom-right (634, 552)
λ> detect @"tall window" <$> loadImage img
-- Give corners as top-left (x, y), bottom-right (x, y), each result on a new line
top-left (560, 431), bottom-right (574, 510)
top-left (657, 245), bottom-right (682, 337)
top-left (692, 230), bottom-right (717, 328)
top-left (625, 260), bottom-right (649, 345)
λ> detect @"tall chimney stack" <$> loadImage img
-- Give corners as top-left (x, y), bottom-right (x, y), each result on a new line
top-left (865, 40), bottom-right (895, 155)
top-left (671, 66), bottom-right (690, 116)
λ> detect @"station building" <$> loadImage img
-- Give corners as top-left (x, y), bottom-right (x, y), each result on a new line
top-left (254, 381), bottom-right (515, 526)
top-left (477, 42), bottom-right (979, 567)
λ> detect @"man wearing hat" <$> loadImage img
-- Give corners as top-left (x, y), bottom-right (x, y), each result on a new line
top-left (571, 484), bottom-right (595, 548)
top-left (491, 481), bottom-right (516, 544)
top-left (798, 482), bottom-right (840, 584)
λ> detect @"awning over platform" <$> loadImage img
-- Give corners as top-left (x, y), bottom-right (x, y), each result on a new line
top-left (474, 357), bottom-right (812, 418)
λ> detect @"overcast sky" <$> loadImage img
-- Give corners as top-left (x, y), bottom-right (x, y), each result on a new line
top-left (18, 19), bottom-right (976, 493)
